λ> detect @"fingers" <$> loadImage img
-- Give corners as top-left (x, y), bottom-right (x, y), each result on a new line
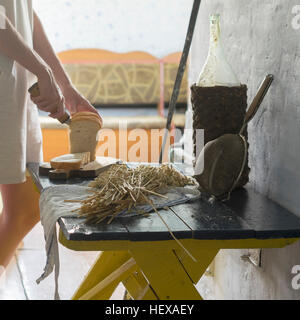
top-left (31, 96), bottom-right (44, 104)
top-left (32, 94), bottom-right (66, 121)
top-left (30, 91), bottom-right (62, 113)
top-left (30, 89), bottom-right (67, 121)
top-left (37, 98), bottom-right (62, 114)
top-left (30, 95), bottom-right (47, 106)
top-left (86, 102), bottom-right (99, 115)
top-left (32, 99), bottom-right (53, 110)
top-left (31, 72), bottom-right (63, 111)
top-left (76, 100), bottom-right (101, 116)
top-left (49, 98), bottom-right (66, 120)
top-left (49, 110), bottom-right (67, 121)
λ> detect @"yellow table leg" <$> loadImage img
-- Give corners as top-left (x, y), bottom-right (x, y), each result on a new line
top-left (174, 246), bottom-right (219, 284)
top-left (122, 269), bottom-right (158, 300)
top-left (78, 258), bottom-right (138, 300)
top-left (130, 246), bottom-right (203, 300)
top-left (72, 251), bottom-right (132, 300)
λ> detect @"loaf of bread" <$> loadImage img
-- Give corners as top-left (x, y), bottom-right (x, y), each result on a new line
top-left (72, 112), bottom-right (102, 122)
top-left (69, 112), bottom-right (102, 161)
top-left (71, 116), bottom-right (102, 126)
top-left (72, 111), bottom-right (102, 120)
top-left (50, 152), bottom-right (90, 171)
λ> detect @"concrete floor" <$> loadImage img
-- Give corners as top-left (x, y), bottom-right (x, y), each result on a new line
top-left (0, 195), bottom-right (213, 300)
top-left (0, 221), bottom-right (126, 300)
top-left (0, 193), bottom-right (125, 300)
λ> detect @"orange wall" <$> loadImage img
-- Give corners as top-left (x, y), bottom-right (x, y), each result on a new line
top-left (42, 129), bottom-right (69, 161)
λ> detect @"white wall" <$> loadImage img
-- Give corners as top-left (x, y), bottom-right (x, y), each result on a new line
top-left (191, 0), bottom-right (300, 300)
top-left (33, 0), bottom-right (193, 58)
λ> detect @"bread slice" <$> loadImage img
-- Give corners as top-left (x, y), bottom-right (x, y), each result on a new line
top-left (50, 152), bottom-right (90, 171)
top-left (69, 119), bottom-right (101, 161)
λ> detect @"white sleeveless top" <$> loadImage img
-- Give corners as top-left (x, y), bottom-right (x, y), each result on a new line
top-left (0, 0), bottom-right (43, 184)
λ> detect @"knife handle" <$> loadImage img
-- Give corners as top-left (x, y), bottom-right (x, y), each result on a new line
top-left (28, 82), bottom-right (70, 124)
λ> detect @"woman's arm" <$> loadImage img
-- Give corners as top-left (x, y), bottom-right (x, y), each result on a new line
top-left (32, 11), bottom-right (71, 89)
top-left (0, 12), bottom-right (47, 77)
top-left (33, 11), bottom-right (100, 116)
top-left (0, 11), bottom-right (65, 119)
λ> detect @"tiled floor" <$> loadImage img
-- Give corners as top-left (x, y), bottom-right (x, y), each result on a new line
top-left (0, 221), bottom-right (126, 300)
top-left (0, 197), bottom-right (214, 300)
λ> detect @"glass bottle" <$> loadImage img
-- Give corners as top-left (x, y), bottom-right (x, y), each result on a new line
top-left (197, 14), bottom-right (240, 87)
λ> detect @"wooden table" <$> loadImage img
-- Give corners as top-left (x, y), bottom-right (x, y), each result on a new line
top-left (27, 162), bottom-right (300, 300)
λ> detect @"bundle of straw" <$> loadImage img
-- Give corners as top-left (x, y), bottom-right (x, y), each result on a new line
top-left (68, 163), bottom-right (198, 261)
top-left (71, 163), bottom-right (196, 224)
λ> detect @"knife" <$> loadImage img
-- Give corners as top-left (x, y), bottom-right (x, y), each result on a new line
top-left (28, 82), bottom-right (71, 125)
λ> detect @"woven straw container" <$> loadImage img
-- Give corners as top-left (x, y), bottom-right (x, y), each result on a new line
top-left (191, 84), bottom-right (249, 188)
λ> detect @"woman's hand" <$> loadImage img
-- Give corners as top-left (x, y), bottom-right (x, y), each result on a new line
top-left (30, 68), bottom-right (66, 120)
top-left (61, 84), bottom-right (101, 118)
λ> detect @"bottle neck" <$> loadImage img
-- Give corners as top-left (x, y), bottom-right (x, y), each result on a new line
top-left (209, 15), bottom-right (221, 51)
top-left (197, 14), bottom-right (240, 87)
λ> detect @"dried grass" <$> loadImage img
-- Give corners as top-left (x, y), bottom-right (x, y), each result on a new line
top-left (68, 163), bottom-right (198, 261)
top-left (72, 163), bottom-right (196, 224)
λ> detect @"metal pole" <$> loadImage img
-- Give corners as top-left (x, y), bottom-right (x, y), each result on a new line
top-left (159, 0), bottom-right (201, 163)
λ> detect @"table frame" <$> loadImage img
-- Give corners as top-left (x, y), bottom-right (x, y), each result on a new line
top-left (27, 161), bottom-right (300, 300)
top-left (59, 233), bottom-right (298, 300)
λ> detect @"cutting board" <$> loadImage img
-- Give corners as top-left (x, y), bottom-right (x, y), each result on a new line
top-left (39, 160), bottom-right (120, 180)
